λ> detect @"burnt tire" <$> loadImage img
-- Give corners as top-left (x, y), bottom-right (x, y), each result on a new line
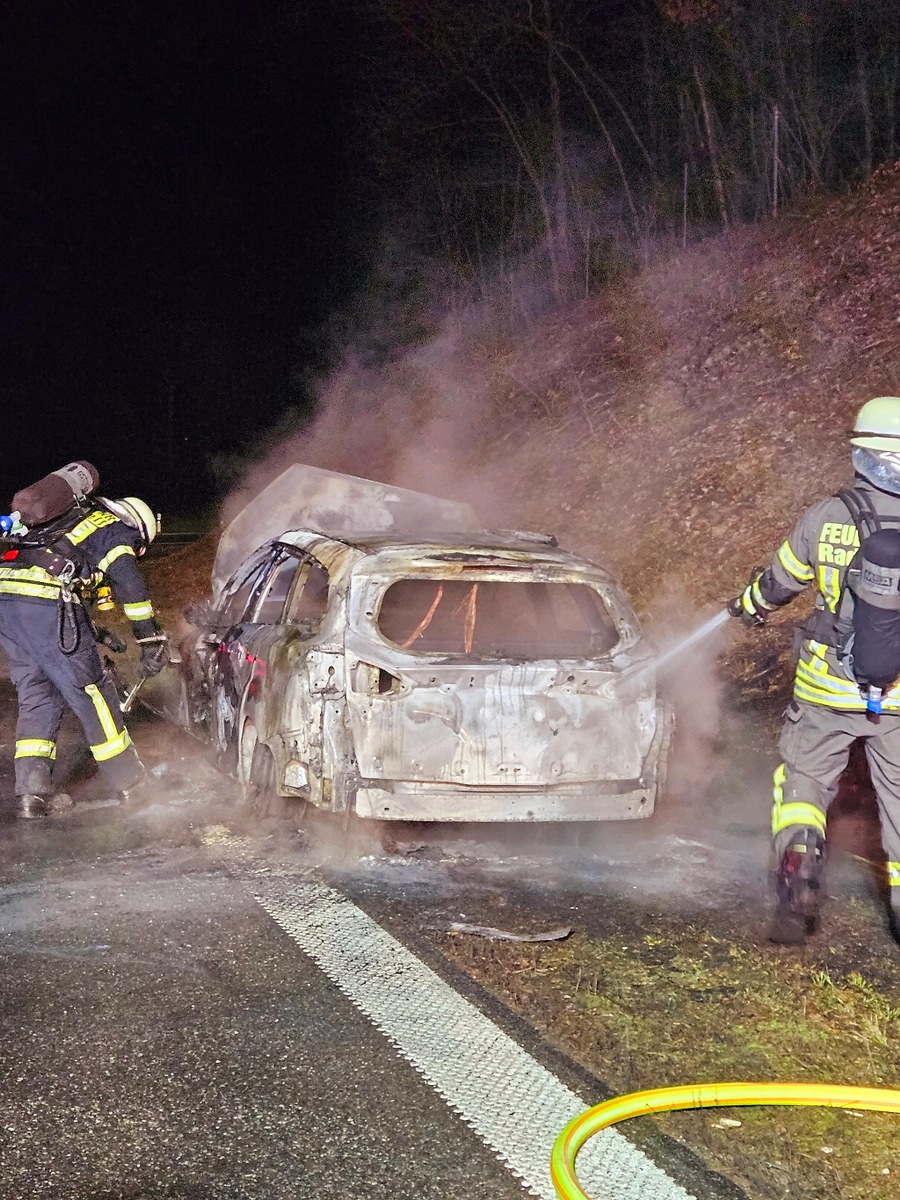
top-left (247, 740), bottom-right (307, 822)
top-left (248, 741), bottom-right (281, 819)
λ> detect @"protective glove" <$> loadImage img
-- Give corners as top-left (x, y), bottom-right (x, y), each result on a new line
top-left (727, 595), bottom-right (765, 627)
top-left (95, 625), bottom-right (126, 654)
top-left (727, 568), bottom-right (769, 628)
top-left (137, 634), bottom-right (169, 678)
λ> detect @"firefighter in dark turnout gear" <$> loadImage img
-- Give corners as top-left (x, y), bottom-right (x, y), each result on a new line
top-left (729, 397), bottom-right (900, 943)
top-left (0, 494), bottom-right (165, 818)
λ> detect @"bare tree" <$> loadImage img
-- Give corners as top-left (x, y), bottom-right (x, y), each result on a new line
top-left (354, 0), bottom-right (900, 328)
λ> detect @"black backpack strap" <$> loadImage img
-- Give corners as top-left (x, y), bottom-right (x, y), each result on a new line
top-left (836, 487), bottom-right (882, 537)
top-left (11, 506), bottom-right (93, 583)
top-left (17, 504), bottom-right (89, 550)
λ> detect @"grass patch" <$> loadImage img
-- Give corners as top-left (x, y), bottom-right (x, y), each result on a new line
top-left (441, 902), bottom-right (900, 1199)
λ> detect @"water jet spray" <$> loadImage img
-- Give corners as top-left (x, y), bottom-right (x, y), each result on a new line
top-left (611, 608), bottom-right (730, 695)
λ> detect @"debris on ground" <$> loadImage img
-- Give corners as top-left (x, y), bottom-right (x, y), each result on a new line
top-left (447, 921), bottom-right (572, 942)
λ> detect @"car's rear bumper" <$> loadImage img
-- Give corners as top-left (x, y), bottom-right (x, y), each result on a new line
top-left (353, 698), bottom-right (672, 821)
top-left (354, 780), bottom-right (656, 822)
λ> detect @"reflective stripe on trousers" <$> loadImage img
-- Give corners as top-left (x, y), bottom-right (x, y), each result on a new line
top-left (15, 738), bottom-right (56, 760)
top-left (772, 700), bottom-right (900, 907)
top-left (0, 597), bottom-right (143, 793)
top-left (84, 682), bottom-right (133, 762)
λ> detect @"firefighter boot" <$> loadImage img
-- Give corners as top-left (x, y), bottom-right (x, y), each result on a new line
top-left (18, 794), bottom-right (48, 819)
top-left (17, 792), bottom-right (73, 818)
top-left (768, 831), bottom-right (828, 945)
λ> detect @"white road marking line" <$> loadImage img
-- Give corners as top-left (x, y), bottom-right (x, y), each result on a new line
top-left (254, 875), bottom-right (696, 1200)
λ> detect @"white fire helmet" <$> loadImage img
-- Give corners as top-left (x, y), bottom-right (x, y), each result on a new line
top-left (103, 497), bottom-right (160, 549)
top-left (851, 397), bottom-right (900, 496)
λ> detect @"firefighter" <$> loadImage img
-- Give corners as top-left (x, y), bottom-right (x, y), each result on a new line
top-left (729, 396), bottom-right (900, 943)
top-left (0, 495), bottom-right (167, 818)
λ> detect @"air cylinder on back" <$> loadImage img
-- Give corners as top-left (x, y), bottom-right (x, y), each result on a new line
top-left (849, 527), bottom-right (900, 689)
top-left (10, 461), bottom-right (100, 527)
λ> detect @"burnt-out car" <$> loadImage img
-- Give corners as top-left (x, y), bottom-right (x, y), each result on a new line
top-left (148, 466), bottom-right (671, 823)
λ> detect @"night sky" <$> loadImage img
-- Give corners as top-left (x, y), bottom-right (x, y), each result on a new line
top-left (2, 2), bottom-right (364, 515)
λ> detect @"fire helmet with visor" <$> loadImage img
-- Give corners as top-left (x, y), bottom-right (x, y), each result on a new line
top-left (850, 396), bottom-right (900, 496)
top-left (102, 496), bottom-right (160, 551)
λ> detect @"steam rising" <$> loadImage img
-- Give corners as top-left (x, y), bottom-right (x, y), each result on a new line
top-left (210, 244), bottom-right (751, 882)
top-left (642, 591), bottom-right (731, 807)
top-left (220, 324), bottom-right (519, 532)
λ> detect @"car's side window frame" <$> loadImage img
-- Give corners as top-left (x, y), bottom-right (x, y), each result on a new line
top-left (247, 547), bottom-right (306, 625)
top-left (216, 547), bottom-right (279, 629)
top-left (284, 553), bottom-right (330, 633)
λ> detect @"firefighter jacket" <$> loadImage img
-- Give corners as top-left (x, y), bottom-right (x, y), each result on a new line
top-left (741, 479), bottom-right (900, 711)
top-left (0, 506), bottom-right (158, 642)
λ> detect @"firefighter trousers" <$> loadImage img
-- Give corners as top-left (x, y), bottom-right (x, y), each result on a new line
top-left (772, 697), bottom-right (900, 911)
top-left (0, 598), bottom-right (143, 794)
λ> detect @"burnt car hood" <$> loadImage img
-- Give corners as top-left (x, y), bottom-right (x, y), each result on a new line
top-left (213, 464), bottom-right (482, 599)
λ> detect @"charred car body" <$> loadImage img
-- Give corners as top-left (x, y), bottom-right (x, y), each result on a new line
top-left (150, 467), bottom-right (671, 823)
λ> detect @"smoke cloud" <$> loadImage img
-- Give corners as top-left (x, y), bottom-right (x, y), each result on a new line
top-left (219, 318), bottom-right (531, 536)
top-left (201, 218), bottom-right (785, 901)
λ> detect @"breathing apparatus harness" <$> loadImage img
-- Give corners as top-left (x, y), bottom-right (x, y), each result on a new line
top-left (0, 499), bottom-right (115, 656)
top-left (806, 487), bottom-right (900, 720)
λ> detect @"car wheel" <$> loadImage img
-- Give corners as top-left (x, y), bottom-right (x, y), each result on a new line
top-left (245, 739), bottom-right (280, 819)
top-left (244, 730), bottom-right (305, 823)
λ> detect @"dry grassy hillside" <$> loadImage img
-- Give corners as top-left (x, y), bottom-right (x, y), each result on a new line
top-left (148, 162), bottom-right (900, 703)
top-left (479, 161), bottom-right (900, 700)
top-left (496, 163), bottom-right (900, 593)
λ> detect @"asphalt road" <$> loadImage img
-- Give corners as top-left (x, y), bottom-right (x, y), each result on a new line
top-left (0, 693), bottom-right (750, 1200)
top-left (0, 687), bottom-right (529, 1200)
top-left (0, 812), bottom-right (531, 1200)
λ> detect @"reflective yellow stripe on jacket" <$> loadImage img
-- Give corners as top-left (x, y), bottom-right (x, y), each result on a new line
top-left (777, 539), bottom-right (815, 584)
top-left (794, 640), bottom-right (900, 711)
top-left (97, 544), bottom-right (135, 573)
top-left (0, 565), bottom-right (63, 600)
top-left (816, 564), bottom-right (841, 613)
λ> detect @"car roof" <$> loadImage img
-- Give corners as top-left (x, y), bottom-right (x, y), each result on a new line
top-left (274, 526), bottom-right (614, 577)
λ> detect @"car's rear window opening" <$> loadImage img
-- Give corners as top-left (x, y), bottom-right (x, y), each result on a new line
top-left (377, 578), bottom-right (619, 658)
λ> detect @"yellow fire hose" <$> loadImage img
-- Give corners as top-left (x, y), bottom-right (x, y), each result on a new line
top-left (551, 1082), bottom-right (900, 1199)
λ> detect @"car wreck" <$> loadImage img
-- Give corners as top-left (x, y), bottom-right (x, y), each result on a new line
top-left (148, 465), bottom-right (672, 823)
